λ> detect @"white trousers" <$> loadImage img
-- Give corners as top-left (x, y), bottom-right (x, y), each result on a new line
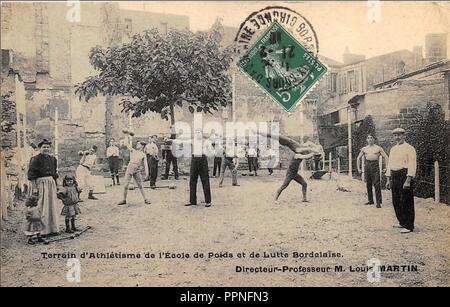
top-left (76, 165), bottom-right (94, 193)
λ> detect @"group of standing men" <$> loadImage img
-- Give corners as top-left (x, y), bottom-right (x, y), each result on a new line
top-left (357, 128), bottom-right (417, 233)
top-left (99, 127), bottom-right (420, 234)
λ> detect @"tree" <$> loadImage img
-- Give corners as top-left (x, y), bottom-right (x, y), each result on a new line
top-left (75, 20), bottom-right (234, 126)
top-left (352, 115), bottom-right (377, 159)
top-left (407, 103), bottom-right (449, 202)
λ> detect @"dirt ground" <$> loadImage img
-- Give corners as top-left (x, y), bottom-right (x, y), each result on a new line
top-left (1, 171), bottom-right (449, 287)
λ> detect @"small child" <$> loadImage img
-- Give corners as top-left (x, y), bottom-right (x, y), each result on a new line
top-left (57, 175), bottom-right (82, 233)
top-left (24, 194), bottom-right (45, 245)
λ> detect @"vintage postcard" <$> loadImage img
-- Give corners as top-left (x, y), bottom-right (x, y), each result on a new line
top-left (1, 0), bottom-right (449, 291)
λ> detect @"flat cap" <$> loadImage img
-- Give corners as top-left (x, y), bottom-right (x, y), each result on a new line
top-left (392, 128), bottom-right (406, 134)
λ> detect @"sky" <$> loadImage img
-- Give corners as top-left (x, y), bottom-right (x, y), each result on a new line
top-left (119, 1), bottom-right (450, 62)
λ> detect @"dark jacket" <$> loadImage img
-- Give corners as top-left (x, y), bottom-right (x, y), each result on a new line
top-left (27, 153), bottom-right (58, 181)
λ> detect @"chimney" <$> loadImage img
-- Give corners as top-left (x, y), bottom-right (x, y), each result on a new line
top-left (413, 46), bottom-right (423, 69)
top-left (425, 33), bottom-right (447, 64)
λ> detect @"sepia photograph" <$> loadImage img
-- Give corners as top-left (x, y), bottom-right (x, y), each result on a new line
top-left (0, 1), bottom-right (449, 290)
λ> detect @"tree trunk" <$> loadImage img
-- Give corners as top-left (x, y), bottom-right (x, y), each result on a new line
top-left (169, 102), bottom-right (176, 139)
top-left (105, 95), bottom-right (114, 147)
top-left (169, 101), bottom-right (175, 125)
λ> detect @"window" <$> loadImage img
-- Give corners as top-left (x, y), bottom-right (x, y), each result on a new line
top-left (124, 18), bottom-right (132, 34)
top-left (330, 111), bottom-right (339, 124)
top-left (327, 74), bottom-right (337, 93)
top-left (431, 46), bottom-right (441, 57)
top-left (360, 69), bottom-right (365, 91)
top-left (348, 70), bottom-right (355, 92)
top-left (161, 22), bottom-right (168, 36)
top-left (331, 73), bottom-right (337, 93)
top-left (304, 99), bottom-right (317, 111)
top-left (396, 61), bottom-right (406, 75)
top-left (342, 73), bottom-right (348, 94)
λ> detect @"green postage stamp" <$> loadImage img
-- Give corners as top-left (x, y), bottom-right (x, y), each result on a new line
top-left (238, 21), bottom-right (327, 112)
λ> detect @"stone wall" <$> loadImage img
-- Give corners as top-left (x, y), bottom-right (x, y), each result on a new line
top-left (364, 50), bottom-right (417, 90)
top-left (361, 77), bottom-right (450, 204)
top-left (364, 78), bottom-right (448, 149)
top-left (1, 72), bottom-right (17, 148)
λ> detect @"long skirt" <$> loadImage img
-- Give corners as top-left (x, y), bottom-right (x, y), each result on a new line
top-left (36, 176), bottom-right (60, 235)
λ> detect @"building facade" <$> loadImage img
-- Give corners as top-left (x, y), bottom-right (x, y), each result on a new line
top-left (1, 2), bottom-right (190, 172)
top-left (313, 37), bottom-right (448, 151)
top-left (1, 49), bottom-right (28, 220)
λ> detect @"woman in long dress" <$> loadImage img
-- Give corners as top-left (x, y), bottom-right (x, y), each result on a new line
top-left (27, 139), bottom-right (60, 236)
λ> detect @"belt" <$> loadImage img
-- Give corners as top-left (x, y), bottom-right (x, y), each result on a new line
top-left (391, 168), bottom-right (407, 172)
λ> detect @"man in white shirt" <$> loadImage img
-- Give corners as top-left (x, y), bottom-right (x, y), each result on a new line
top-left (186, 129), bottom-right (212, 207)
top-left (117, 141), bottom-right (150, 206)
top-left (145, 135), bottom-right (159, 189)
top-left (106, 138), bottom-right (120, 186)
top-left (247, 144), bottom-right (258, 176)
top-left (161, 136), bottom-right (179, 180)
top-left (266, 147), bottom-right (277, 175)
top-left (357, 134), bottom-right (389, 208)
top-left (219, 141), bottom-right (240, 187)
top-left (212, 142), bottom-right (223, 178)
top-left (313, 143), bottom-right (324, 171)
top-left (386, 128), bottom-right (417, 233)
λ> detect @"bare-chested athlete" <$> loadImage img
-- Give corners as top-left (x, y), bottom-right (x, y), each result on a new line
top-left (356, 134), bottom-right (389, 208)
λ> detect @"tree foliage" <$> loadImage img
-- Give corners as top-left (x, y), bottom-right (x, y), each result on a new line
top-left (75, 20), bottom-right (234, 124)
top-left (348, 115), bottom-right (377, 177)
top-left (406, 103), bottom-right (449, 202)
top-left (352, 115), bottom-right (377, 159)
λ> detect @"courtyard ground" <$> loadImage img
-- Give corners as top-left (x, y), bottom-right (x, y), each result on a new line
top-left (1, 171), bottom-right (449, 287)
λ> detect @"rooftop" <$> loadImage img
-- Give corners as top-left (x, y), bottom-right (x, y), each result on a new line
top-left (374, 59), bottom-right (450, 88)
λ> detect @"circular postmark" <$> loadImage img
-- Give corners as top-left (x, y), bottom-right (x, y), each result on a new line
top-left (234, 6), bottom-right (326, 111)
top-left (234, 6), bottom-right (319, 56)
